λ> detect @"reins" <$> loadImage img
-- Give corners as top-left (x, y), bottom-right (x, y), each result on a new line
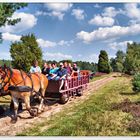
top-left (0, 67), bottom-right (42, 96)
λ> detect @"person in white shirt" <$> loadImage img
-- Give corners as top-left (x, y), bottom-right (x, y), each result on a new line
top-left (30, 60), bottom-right (41, 73)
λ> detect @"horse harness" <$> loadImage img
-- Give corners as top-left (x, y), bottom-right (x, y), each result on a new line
top-left (0, 67), bottom-right (42, 96)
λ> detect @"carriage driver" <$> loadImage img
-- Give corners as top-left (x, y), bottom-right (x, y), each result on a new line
top-left (30, 60), bottom-right (41, 73)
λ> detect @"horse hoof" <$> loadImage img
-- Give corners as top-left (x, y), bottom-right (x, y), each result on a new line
top-left (11, 117), bottom-right (17, 124)
top-left (29, 108), bottom-right (38, 117)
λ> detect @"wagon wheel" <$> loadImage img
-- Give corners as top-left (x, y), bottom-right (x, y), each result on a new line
top-left (76, 87), bottom-right (84, 96)
top-left (59, 93), bottom-right (69, 104)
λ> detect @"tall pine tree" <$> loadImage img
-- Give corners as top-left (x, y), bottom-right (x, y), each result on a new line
top-left (124, 42), bottom-right (140, 75)
top-left (98, 50), bottom-right (110, 73)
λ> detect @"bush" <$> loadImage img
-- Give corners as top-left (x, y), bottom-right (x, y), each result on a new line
top-left (132, 73), bottom-right (140, 92)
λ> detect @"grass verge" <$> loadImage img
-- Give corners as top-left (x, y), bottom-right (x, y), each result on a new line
top-left (18, 76), bottom-right (140, 136)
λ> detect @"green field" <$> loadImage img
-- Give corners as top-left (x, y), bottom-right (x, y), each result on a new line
top-left (18, 75), bottom-right (140, 136)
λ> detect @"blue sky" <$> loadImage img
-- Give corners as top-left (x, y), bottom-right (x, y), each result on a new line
top-left (0, 3), bottom-right (140, 63)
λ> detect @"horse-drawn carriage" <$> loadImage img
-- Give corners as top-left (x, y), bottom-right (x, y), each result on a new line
top-left (0, 67), bottom-right (90, 123)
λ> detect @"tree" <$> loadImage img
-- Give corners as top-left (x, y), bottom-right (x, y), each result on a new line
top-left (10, 34), bottom-right (42, 72)
top-left (124, 42), bottom-right (140, 75)
top-left (98, 50), bottom-right (111, 73)
top-left (0, 3), bottom-right (27, 42)
top-left (110, 58), bottom-right (117, 72)
top-left (132, 73), bottom-right (140, 92)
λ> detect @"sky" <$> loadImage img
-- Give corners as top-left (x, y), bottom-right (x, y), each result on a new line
top-left (0, 3), bottom-right (140, 63)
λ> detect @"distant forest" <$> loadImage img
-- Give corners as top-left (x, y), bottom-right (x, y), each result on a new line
top-left (0, 59), bottom-right (98, 73)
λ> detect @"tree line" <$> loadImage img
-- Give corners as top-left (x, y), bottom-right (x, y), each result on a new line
top-left (110, 42), bottom-right (140, 75)
top-left (0, 33), bottom-right (140, 75)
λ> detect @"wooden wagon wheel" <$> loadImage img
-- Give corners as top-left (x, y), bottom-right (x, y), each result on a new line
top-left (59, 92), bottom-right (69, 104)
top-left (76, 87), bottom-right (84, 96)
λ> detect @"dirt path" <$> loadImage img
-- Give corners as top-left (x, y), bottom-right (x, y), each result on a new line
top-left (0, 74), bottom-right (116, 136)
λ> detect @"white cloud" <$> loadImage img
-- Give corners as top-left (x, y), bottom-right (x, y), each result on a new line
top-left (77, 24), bottom-right (140, 43)
top-left (58, 40), bottom-right (69, 46)
top-left (88, 15), bottom-right (114, 26)
top-left (71, 8), bottom-right (85, 20)
top-left (44, 3), bottom-right (72, 20)
top-left (43, 52), bottom-right (72, 61)
top-left (37, 38), bottom-right (57, 48)
top-left (109, 40), bottom-right (133, 50)
top-left (35, 10), bottom-right (64, 20)
top-left (0, 12), bottom-right (37, 33)
top-left (35, 11), bottom-right (48, 16)
top-left (94, 4), bottom-right (101, 8)
top-left (49, 11), bottom-right (64, 20)
top-left (124, 3), bottom-right (140, 24)
top-left (37, 38), bottom-right (74, 48)
top-left (124, 4), bottom-right (140, 19)
top-left (2, 32), bottom-right (21, 42)
top-left (44, 3), bottom-right (72, 12)
top-left (1, 33), bottom-right (73, 48)
top-left (102, 7), bottom-right (123, 17)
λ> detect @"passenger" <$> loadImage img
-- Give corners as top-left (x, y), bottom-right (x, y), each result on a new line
top-left (50, 63), bottom-right (59, 74)
top-left (42, 62), bottom-right (50, 76)
top-left (54, 62), bottom-right (68, 90)
top-left (30, 60), bottom-right (41, 73)
top-left (72, 63), bottom-right (80, 74)
top-left (48, 63), bottom-right (59, 80)
top-left (64, 62), bottom-right (72, 76)
top-left (71, 63), bottom-right (81, 79)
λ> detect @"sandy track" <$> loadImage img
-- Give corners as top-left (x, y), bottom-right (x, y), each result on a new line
top-left (0, 75), bottom-right (115, 136)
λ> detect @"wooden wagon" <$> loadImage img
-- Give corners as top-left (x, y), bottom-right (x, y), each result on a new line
top-left (45, 70), bottom-right (90, 104)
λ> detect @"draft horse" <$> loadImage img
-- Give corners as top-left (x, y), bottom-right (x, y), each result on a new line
top-left (0, 66), bottom-right (48, 123)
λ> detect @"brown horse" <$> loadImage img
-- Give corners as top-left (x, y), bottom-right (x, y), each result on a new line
top-left (0, 66), bottom-right (48, 123)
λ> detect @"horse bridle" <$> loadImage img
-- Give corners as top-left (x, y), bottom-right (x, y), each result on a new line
top-left (0, 67), bottom-right (13, 90)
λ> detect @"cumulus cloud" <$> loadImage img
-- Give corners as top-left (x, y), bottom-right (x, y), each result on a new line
top-left (1, 33), bottom-right (73, 48)
top-left (2, 32), bottom-right (21, 42)
top-left (37, 38), bottom-right (57, 48)
top-left (0, 12), bottom-right (37, 33)
top-left (35, 11), bottom-right (48, 16)
top-left (44, 3), bottom-right (73, 12)
top-left (37, 38), bottom-right (74, 48)
top-left (35, 10), bottom-right (64, 20)
top-left (124, 4), bottom-right (140, 19)
top-left (44, 3), bottom-right (72, 20)
top-left (88, 15), bottom-right (114, 26)
top-left (43, 52), bottom-right (72, 61)
top-left (94, 4), bottom-right (101, 8)
top-left (76, 24), bottom-right (140, 43)
top-left (71, 8), bottom-right (85, 20)
top-left (102, 7), bottom-right (123, 17)
top-left (108, 40), bottom-right (133, 50)
top-left (58, 40), bottom-right (74, 46)
top-left (124, 3), bottom-right (140, 24)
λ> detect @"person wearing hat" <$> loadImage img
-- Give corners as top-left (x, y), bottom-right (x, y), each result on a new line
top-left (55, 62), bottom-right (68, 90)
